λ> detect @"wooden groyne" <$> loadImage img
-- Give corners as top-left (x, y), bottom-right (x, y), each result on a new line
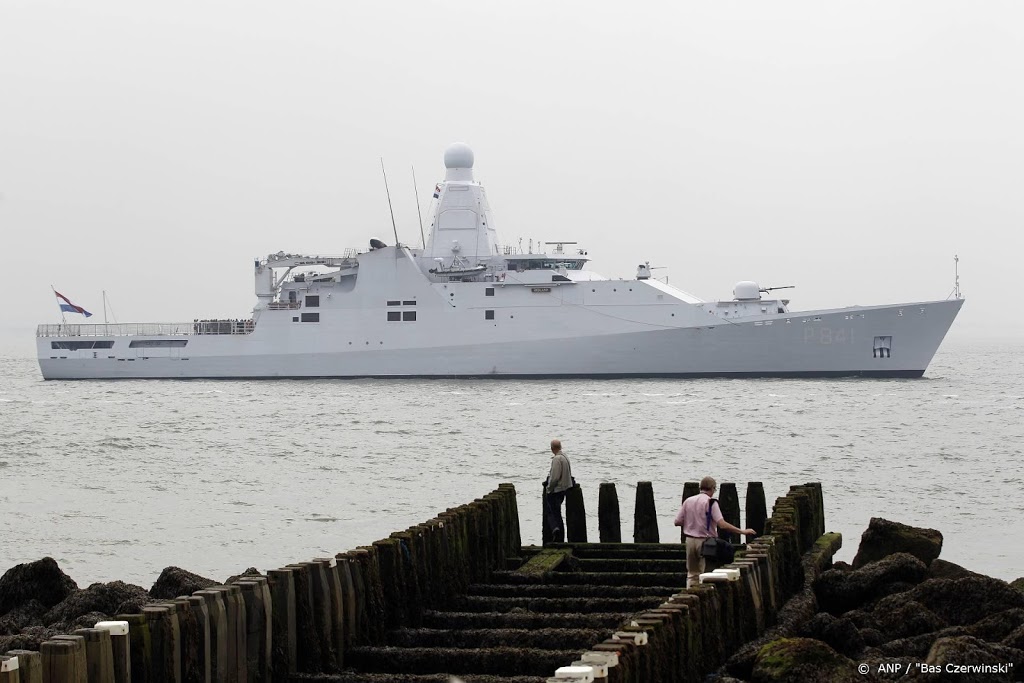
top-left (1, 481), bottom-right (840, 682)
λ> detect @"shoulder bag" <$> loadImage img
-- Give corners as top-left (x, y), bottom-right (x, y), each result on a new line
top-left (700, 499), bottom-right (735, 563)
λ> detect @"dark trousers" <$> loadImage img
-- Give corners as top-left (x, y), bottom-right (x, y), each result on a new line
top-left (545, 490), bottom-right (566, 542)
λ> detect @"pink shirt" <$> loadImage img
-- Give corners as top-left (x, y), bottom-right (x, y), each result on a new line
top-left (674, 493), bottom-right (723, 538)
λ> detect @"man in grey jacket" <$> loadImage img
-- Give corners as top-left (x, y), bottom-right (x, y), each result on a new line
top-left (544, 438), bottom-right (573, 542)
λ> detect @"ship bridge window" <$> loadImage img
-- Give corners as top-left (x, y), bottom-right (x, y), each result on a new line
top-left (387, 311), bottom-right (401, 322)
top-left (128, 339), bottom-right (188, 348)
top-left (51, 340), bottom-right (116, 350)
top-left (402, 300), bottom-right (416, 306)
top-left (306, 295), bottom-right (320, 308)
top-left (387, 300), bottom-right (401, 306)
top-left (301, 313), bottom-right (320, 323)
top-left (403, 311), bottom-right (417, 322)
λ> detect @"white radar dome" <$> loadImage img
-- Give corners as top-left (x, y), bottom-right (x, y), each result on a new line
top-left (733, 281), bottom-right (761, 300)
top-left (444, 142), bottom-right (475, 169)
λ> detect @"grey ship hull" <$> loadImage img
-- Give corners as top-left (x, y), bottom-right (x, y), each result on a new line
top-left (37, 299), bottom-right (963, 380)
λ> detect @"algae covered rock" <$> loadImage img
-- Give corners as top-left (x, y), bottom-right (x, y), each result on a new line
top-left (0, 557), bottom-right (78, 614)
top-left (872, 597), bottom-right (947, 639)
top-left (1003, 625), bottom-right (1024, 650)
top-left (852, 518), bottom-right (942, 569)
top-left (0, 599), bottom-right (46, 634)
top-left (44, 580), bottom-right (150, 624)
top-left (898, 576), bottom-right (1024, 627)
top-left (814, 552), bottom-right (927, 614)
top-left (751, 637), bottom-right (865, 682)
top-left (1011, 577), bottom-right (1024, 595)
top-left (927, 558), bottom-right (983, 580)
top-left (923, 635), bottom-right (1023, 680)
top-left (798, 612), bottom-right (865, 658)
top-left (150, 566), bottom-right (216, 598)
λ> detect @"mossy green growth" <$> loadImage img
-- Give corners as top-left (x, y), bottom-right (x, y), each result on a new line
top-left (514, 548), bottom-right (572, 577)
top-left (752, 637), bottom-right (861, 683)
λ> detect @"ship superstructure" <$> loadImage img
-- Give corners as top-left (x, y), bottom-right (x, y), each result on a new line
top-left (37, 143), bottom-right (963, 379)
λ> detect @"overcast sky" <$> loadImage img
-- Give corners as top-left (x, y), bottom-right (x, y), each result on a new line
top-left (1, 1), bottom-right (1021, 356)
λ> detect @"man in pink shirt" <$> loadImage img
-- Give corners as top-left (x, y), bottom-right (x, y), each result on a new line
top-left (674, 476), bottom-right (756, 587)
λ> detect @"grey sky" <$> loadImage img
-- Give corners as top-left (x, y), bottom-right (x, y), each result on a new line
top-left (1, 1), bottom-right (1021, 356)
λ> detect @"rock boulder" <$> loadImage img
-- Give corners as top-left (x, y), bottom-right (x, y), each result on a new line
top-left (814, 553), bottom-right (927, 615)
top-left (798, 613), bottom-right (865, 658)
top-left (0, 558), bottom-right (78, 615)
top-left (44, 580), bottom-right (150, 625)
top-left (923, 636), bottom-right (1023, 680)
top-left (899, 577), bottom-right (1024, 627)
top-left (751, 637), bottom-right (864, 683)
top-left (852, 518), bottom-right (942, 569)
top-left (149, 566), bottom-right (216, 599)
top-left (927, 559), bottom-right (983, 581)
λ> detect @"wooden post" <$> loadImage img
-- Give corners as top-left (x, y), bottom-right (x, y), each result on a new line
top-left (164, 600), bottom-right (199, 683)
top-left (206, 586), bottom-right (246, 683)
top-left (192, 590), bottom-right (229, 683)
top-left (334, 558), bottom-right (357, 651)
top-left (283, 563), bottom-right (319, 672)
top-left (113, 614), bottom-right (150, 683)
top-left (681, 481), bottom-right (700, 542)
top-left (184, 596), bottom-right (212, 683)
top-left (233, 580), bottom-right (270, 683)
top-left (49, 636), bottom-right (87, 683)
top-left (540, 482), bottom-right (552, 545)
top-left (4, 652), bottom-right (39, 683)
top-left (745, 482), bottom-right (768, 537)
top-left (719, 483), bottom-right (742, 543)
top-left (71, 629), bottom-right (114, 683)
top-left (266, 569), bottom-right (296, 681)
top-left (313, 558), bottom-right (345, 670)
top-left (565, 484), bottom-right (587, 542)
top-left (1, 655), bottom-right (21, 683)
top-left (40, 640), bottom-right (82, 683)
top-left (633, 481), bottom-right (660, 543)
top-left (301, 561), bottom-right (335, 671)
top-left (94, 621), bottom-right (131, 683)
top-left (598, 483), bottom-right (621, 543)
top-left (142, 605), bottom-right (180, 683)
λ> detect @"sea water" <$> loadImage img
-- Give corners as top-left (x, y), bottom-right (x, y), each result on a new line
top-left (1, 340), bottom-right (1021, 587)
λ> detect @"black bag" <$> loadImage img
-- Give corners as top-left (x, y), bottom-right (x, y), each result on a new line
top-left (700, 499), bottom-right (735, 563)
top-left (701, 537), bottom-right (735, 563)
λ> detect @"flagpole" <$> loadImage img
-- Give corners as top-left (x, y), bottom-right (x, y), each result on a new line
top-left (51, 284), bottom-right (67, 327)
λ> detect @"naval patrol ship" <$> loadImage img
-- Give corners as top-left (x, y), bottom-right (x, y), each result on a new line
top-left (37, 143), bottom-right (963, 379)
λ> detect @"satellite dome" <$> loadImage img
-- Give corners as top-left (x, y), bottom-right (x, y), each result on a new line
top-left (733, 281), bottom-right (761, 301)
top-left (444, 142), bottom-right (474, 169)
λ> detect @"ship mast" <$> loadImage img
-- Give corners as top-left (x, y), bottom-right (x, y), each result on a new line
top-left (954, 255), bottom-right (961, 299)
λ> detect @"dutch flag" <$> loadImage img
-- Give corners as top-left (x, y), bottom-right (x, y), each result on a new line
top-left (54, 291), bottom-right (93, 317)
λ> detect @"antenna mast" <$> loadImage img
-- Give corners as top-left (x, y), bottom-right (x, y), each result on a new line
top-left (380, 158), bottom-right (400, 246)
top-left (954, 254), bottom-right (961, 299)
top-left (412, 165), bottom-right (426, 248)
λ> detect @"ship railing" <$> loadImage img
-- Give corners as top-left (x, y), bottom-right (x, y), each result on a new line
top-left (37, 321), bottom-right (255, 337)
top-left (267, 301), bottom-right (302, 310)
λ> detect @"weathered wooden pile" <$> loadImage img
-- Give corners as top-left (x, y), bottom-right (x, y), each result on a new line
top-left (0, 481), bottom-right (838, 683)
